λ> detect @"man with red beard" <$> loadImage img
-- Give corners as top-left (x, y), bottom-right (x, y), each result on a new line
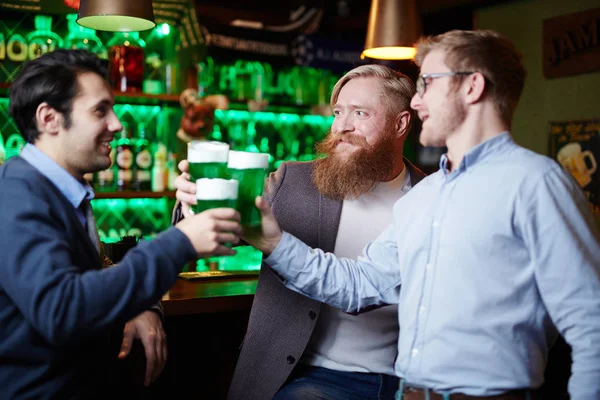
top-left (172, 64), bottom-right (425, 399)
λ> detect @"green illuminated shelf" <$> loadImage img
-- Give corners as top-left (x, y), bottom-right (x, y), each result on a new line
top-left (0, 83), bottom-right (180, 105)
top-left (95, 191), bottom-right (176, 199)
top-left (113, 91), bottom-right (180, 105)
top-left (0, 84), bottom-right (328, 115)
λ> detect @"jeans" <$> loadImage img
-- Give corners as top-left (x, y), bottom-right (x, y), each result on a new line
top-left (272, 365), bottom-right (399, 400)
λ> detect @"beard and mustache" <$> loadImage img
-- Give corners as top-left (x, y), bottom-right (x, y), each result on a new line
top-left (312, 125), bottom-right (397, 200)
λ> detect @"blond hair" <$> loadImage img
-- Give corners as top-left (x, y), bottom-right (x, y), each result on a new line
top-left (414, 29), bottom-right (526, 126)
top-left (330, 64), bottom-right (415, 126)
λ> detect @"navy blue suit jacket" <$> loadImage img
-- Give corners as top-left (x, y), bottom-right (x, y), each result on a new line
top-left (0, 156), bottom-right (196, 399)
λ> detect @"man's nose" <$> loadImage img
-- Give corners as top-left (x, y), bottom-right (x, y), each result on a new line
top-left (109, 112), bottom-right (123, 132)
top-left (335, 115), bottom-right (354, 133)
top-left (410, 93), bottom-right (421, 111)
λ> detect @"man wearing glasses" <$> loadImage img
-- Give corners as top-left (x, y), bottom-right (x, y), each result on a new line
top-left (245, 29), bottom-right (600, 399)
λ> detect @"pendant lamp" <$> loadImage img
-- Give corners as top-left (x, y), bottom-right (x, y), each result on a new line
top-left (77, 0), bottom-right (156, 32)
top-left (361, 0), bottom-right (421, 60)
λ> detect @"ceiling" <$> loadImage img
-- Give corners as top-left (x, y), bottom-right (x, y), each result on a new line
top-left (194, 0), bottom-right (515, 39)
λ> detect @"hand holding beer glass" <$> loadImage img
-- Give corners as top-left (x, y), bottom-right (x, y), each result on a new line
top-left (187, 140), bottom-right (238, 270)
top-left (220, 151), bottom-right (269, 271)
top-left (227, 151), bottom-right (270, 231)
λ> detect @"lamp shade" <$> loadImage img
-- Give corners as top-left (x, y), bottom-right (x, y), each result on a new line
top-left (361, 0), bottom-right (421, 60)
top-left (77, 0), bottom-right (156, 32)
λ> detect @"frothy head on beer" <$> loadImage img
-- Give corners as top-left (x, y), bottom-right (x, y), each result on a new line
top-left (187, 141), bottom-right (230, 163)
top-left (195, 178), bottom-right (239, 200)
top-left (227, 151), bottom-right (269, 170)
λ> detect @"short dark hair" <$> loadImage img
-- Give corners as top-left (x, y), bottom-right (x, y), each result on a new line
top-left (9, 49), bottom-right (108, 143)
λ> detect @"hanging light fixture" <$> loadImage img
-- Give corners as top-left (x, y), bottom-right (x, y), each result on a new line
top-left (361, 0), bottom-right (421, 60)
top-left (77, 0), bottom-right (156, 32)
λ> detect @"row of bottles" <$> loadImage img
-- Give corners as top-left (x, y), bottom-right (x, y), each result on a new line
top-left (1, 13), bottom-right (342, 106)
top-left (1, 14), bottom-right (173, 95)
top-left (93, 124), bottom-right (177, 193)
top-left (198, 58), bottom-right (342, 106)
top-left (0, 14), bottom-right (103, 61)
top-left (210, 110), bottom-right (332, 170)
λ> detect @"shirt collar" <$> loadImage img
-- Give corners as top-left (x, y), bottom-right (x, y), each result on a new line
top-left (20, 144), bottom-right (95, 209)
top-left (373, 164), bottom-right (408, 194)
top-left (439, 132), bottom-right (513, 176)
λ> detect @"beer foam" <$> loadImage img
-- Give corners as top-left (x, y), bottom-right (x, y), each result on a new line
top-left (188, 141), bottom-right (229, 163)
top-left (196, 178), bottom-right (238, 200)
top-left (227, 150), bottom-right (269, 169)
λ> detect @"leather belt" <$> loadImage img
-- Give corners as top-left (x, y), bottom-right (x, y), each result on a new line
top-left (400, 387), bottom-right (540, 400)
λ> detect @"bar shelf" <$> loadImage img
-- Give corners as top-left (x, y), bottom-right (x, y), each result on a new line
top-left (94, 191), bottom-right (176, 199)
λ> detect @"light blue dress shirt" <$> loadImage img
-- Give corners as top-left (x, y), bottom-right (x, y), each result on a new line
top-left (20, 144), bottom-right (94, 229)
top-left (265, 132), bottom-right (600, 399)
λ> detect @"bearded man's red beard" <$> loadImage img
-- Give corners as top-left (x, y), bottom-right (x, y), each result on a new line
top-left (312, 126), bottom-right (396, 200)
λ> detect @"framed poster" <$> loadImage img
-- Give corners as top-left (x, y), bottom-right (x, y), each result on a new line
top-left (549, 119), bottom-right (600, 214)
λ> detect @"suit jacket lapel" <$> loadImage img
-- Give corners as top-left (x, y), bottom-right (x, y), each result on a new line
top-left (22, 158), bottom-right (102, 269)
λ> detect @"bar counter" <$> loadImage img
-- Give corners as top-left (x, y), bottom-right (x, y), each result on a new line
top-left (162, 275), bottom-right (258, 316)
top-left (149, 275), bottom-right (258, 399)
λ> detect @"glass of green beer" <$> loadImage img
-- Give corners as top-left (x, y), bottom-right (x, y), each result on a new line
top-left (219, 151), bottom-right (269, 272)
top-left (192, 178), bottom-right (239, 214)
top-left (187, 140), bottom-right (230, 182)
top-left (192, 178), bottom-right (239, 271)
top-left (227, 150), bottom-right (270, 228)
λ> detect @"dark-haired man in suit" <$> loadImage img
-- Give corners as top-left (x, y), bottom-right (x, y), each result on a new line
top-left (0, 49), bottom-right (241, 399)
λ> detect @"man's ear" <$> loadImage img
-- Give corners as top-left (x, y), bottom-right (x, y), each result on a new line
top-left (35, 102), bottom-right (62, 136)
top-left (395, 110), bottom-right (412, 139)
top-left (464, 72), bottom-right (486, 105)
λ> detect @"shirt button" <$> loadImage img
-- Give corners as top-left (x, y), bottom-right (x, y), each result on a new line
top-left (432, 220), bottom-right (439, 228)
top-left (308, 311), bottom-right (317, 320)
top-left (286, 355), bottom-right (296, 364)
top-left (419, 306), bottom-right (426, 314)
top-left (412, 348), bottom-right (419, 357)
top-left (425, 264), bottom-right (432, 271)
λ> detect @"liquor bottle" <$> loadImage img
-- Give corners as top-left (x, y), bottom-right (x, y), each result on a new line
top-left (26, 15), bottom-right (63, 60)
top-left (166, 151), bottom-right (177, 191)
top-left (197, 56), bottom-right (215, 97)
top-left (108, 32), bottom-right (146, 93)
top-left (133, 124), bottom-right (153, 191)
top-left (115, 125), bottom-right (134, 191)
top-left (96, 145), bottom-right (116, 192)
top-left (64, 14), bottom-right (106, 58)
top-left (152, 143), bottom-right (167, 192)
top-left (4, 33), bottom-right (27, 62)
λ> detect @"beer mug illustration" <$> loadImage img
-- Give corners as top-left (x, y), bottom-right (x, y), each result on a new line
top-left (557, 142), bottom-right (597, 188)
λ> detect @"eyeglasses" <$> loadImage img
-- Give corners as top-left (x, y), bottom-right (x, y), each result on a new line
top-left (416, 72), bottom-right (474, 97)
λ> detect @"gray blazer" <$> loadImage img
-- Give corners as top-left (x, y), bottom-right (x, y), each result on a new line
top-left (227, 159), bottom-right (425, 400)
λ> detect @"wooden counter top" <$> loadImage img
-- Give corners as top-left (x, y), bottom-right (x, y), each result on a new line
top-left (161, 276), bottom-right (258, 316)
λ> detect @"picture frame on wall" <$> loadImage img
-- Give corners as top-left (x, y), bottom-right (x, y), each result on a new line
top-left (549, 119), bottom-right (600, 217)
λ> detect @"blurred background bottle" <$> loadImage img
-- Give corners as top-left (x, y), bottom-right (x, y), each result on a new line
top-left (96, 144), bottom-right (116, 192)
top-left (64, 14), bottom-right (106, 58)
top-left (115, 124), bottom-right (134, 191)
top-left (26, 15), bottom-right (63, 60)
top-left (133, 123), bottom-right (153, 191)
top-left (108, 32), bottom-right (146, 93)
